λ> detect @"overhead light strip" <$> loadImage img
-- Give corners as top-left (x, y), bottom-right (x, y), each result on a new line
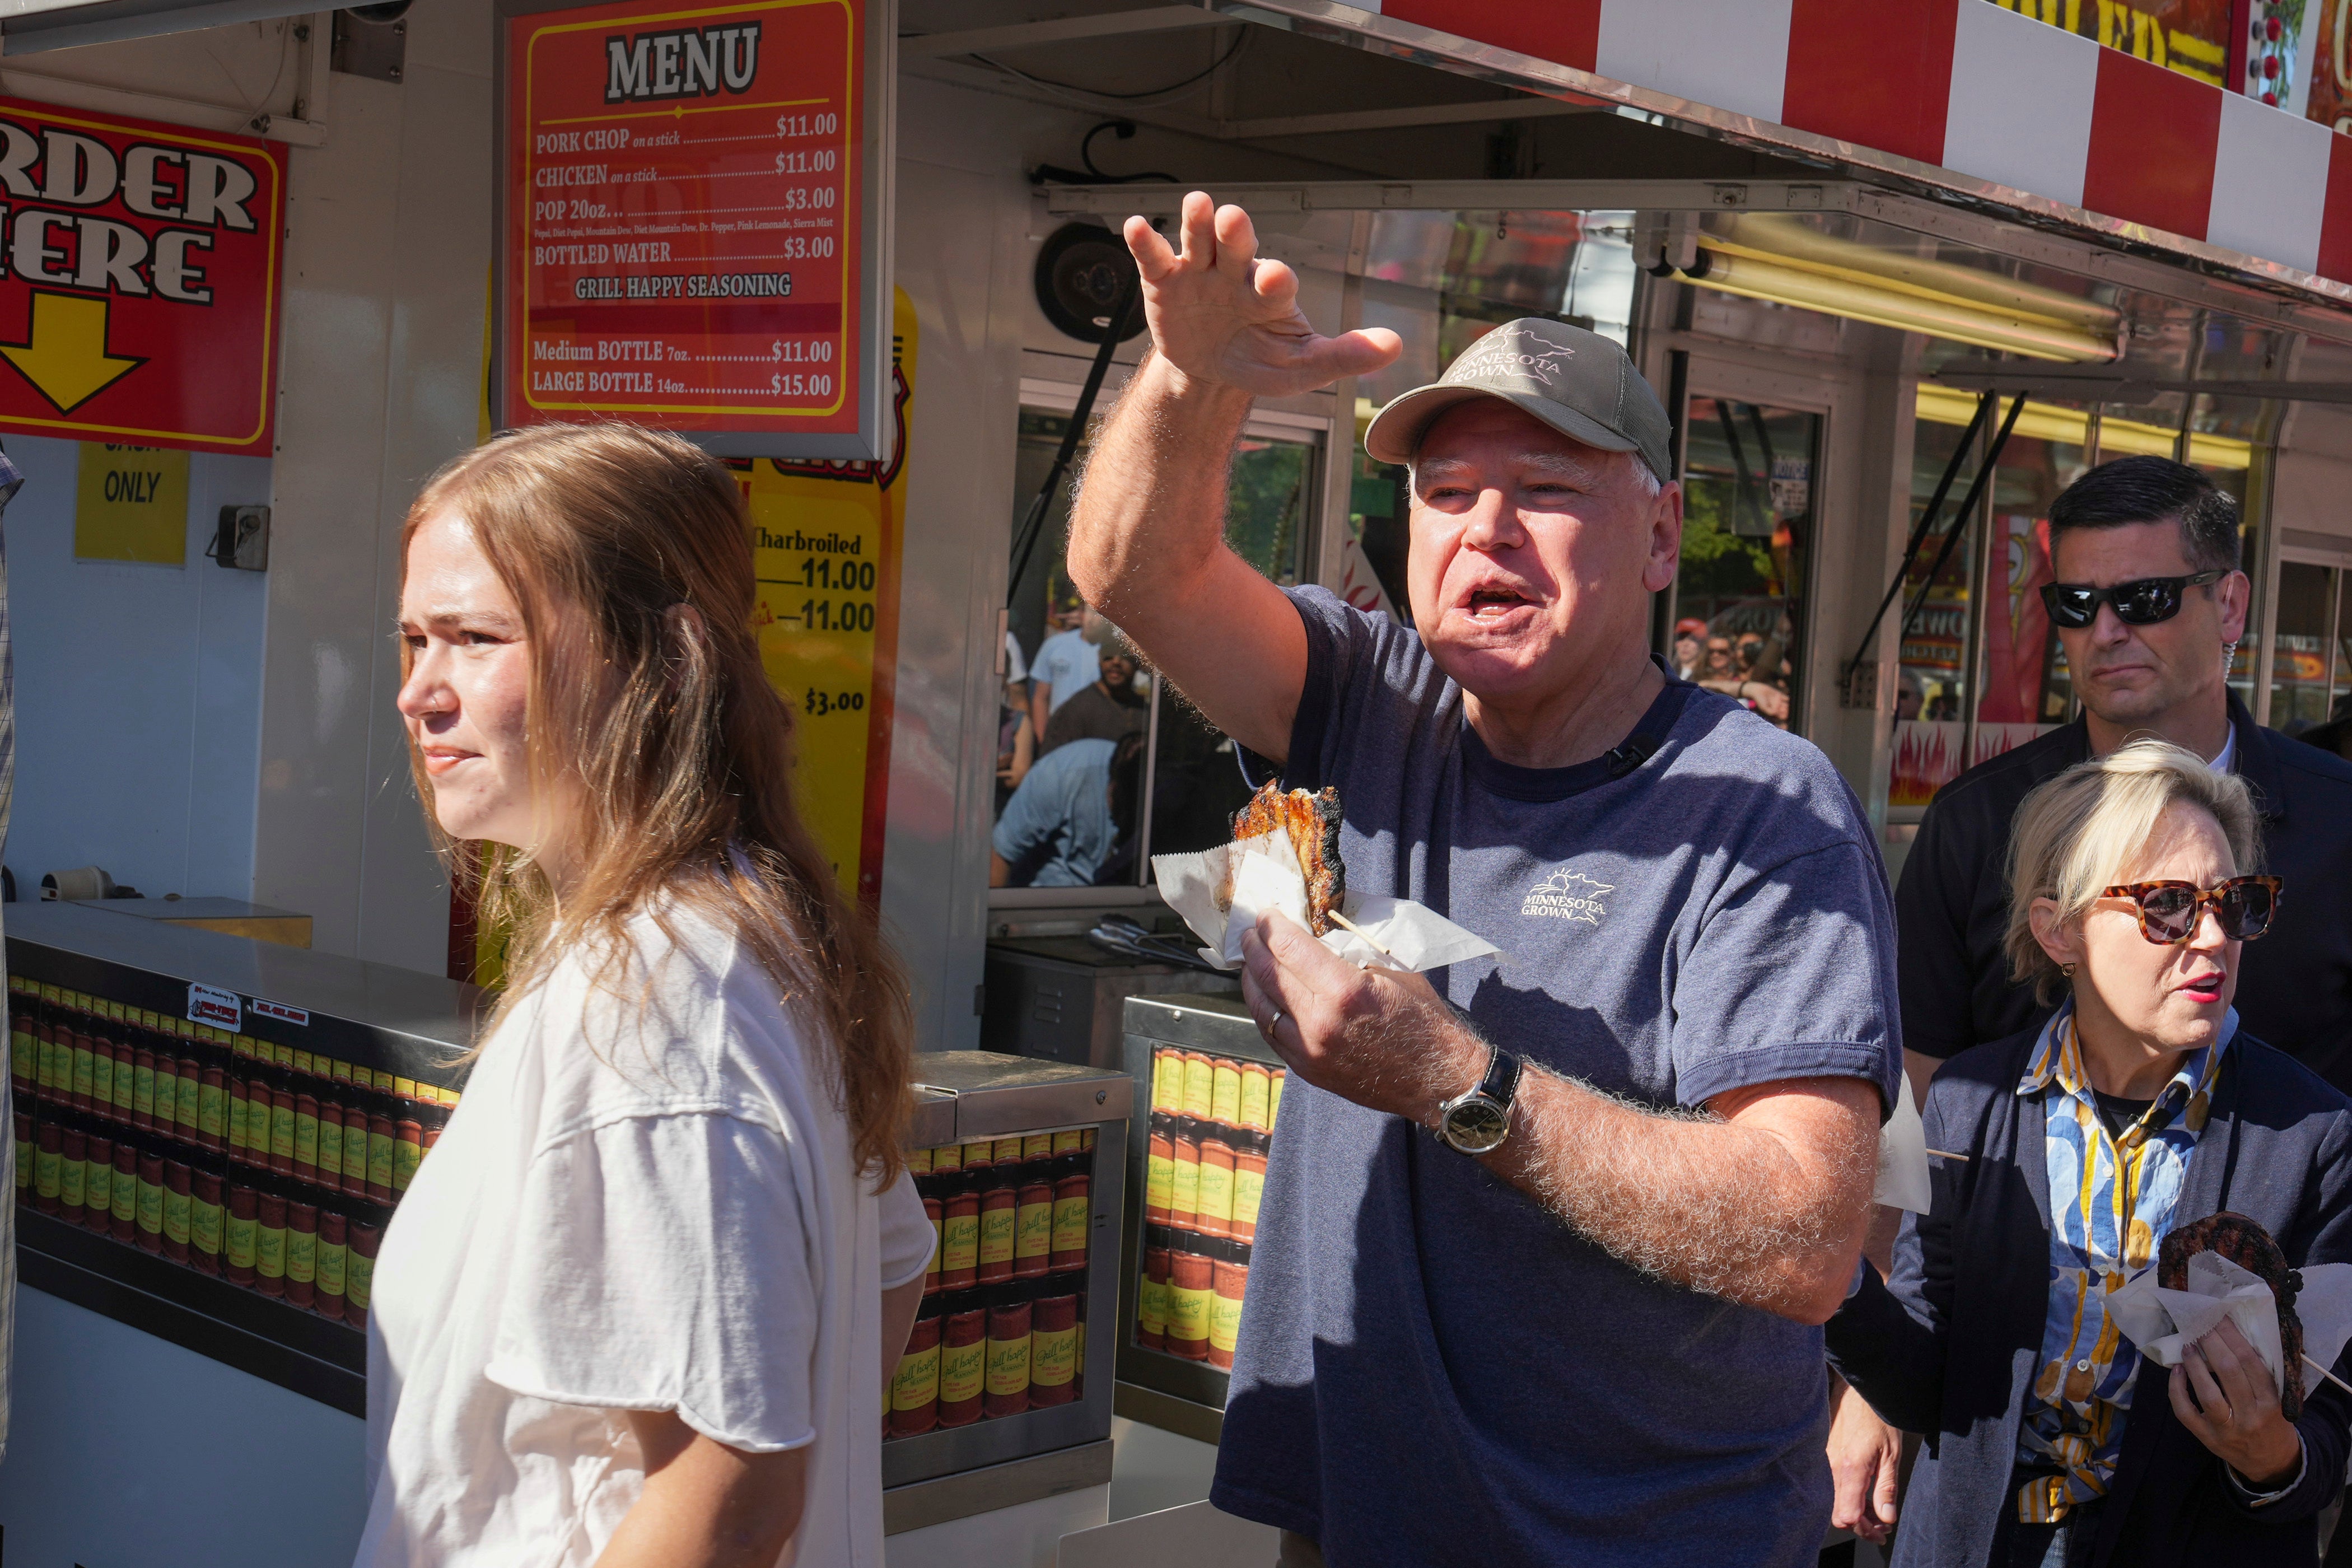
top-left (1915, 383), bottom-right (2252, 469)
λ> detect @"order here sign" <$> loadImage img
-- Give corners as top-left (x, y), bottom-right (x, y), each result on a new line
top-left (0, 99), bottom-right (283, 455)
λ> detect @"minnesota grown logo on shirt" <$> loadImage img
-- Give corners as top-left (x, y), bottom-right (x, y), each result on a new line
top-left (1521, 867), bottom-right (1612, 924)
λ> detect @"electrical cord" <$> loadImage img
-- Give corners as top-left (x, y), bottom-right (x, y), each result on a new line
top-left (969, 25), bottom-right (1249, 106)
top-left (1081, 120), bottom-right (1177, 183)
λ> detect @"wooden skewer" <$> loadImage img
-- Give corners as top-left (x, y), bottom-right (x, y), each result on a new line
top-left (2307, 1353), bottom-right (2352, 1399)
top-left (1926, 1147), bottom-right (1971, 1161)
top-left (1324, 909), bottom-right (1396, 958)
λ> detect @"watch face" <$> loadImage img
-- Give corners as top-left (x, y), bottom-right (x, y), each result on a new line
top-left (1442, 1095), bottom-right (1510, 1155)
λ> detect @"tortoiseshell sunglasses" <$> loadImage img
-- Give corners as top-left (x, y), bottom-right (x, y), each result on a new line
top-left (2101, 876), bottom-right (2282, 945)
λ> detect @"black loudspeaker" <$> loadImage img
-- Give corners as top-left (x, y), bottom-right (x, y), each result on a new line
top-left (1034, 223), bottom-right (1146, 346)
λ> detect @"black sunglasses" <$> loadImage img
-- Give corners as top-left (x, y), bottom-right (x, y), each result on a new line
top-left (2039, 570), bottom-right (2225, 630)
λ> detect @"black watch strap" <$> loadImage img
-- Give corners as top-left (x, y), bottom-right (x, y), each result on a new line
top-left (1479, 1046), bottom-right (1523, 1110)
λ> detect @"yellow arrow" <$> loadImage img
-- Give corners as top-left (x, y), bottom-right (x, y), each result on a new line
top-left (0, 292), bottom-right (143, 414)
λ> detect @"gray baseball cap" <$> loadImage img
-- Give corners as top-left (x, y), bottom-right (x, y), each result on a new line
top-left (1362, 318), bottom-right (1674, 483)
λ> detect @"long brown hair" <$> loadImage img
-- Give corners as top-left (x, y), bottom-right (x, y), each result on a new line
top-left (399, 422), bottom-right (913, 1183)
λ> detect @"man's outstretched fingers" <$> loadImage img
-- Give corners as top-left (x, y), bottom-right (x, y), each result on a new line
top-left (1178, 190), bottom-right (1216, 267)
top-left (1124, 213), bottom-right (1177, 279)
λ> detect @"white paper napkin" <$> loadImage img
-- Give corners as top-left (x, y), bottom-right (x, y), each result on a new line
top-left (2107, 1252), bottom-right (2290, 1393)
top-left (1151, 832), bottom-right (1499, 974)
top-left (1873, 1069), bottom-right (1930, 1215)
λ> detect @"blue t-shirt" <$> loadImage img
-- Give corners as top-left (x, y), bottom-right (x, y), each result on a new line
top-left (1210, 590), bottom-right (1901, 1568)
top-left (991, 736), bottom-right (1115, 886)
top-left (1032, 629), bottom-right (1099, 715)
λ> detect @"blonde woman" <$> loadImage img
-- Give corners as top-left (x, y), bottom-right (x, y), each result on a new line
top-left (1827, 740), bottom-right (2352, 1567)
top-left (354, 424), bottom-right (931, 1568)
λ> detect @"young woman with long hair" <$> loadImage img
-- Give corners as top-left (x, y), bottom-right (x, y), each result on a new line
top-left (353, 422), bottom-right (928, 1568)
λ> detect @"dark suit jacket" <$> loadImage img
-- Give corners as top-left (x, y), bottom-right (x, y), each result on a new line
top-left (1895, 694), bottom-right (2352, 1089)
top-left (1826, 1025), bottom-right (2352, 1568)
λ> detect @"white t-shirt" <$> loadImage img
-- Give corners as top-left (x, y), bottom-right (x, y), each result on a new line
top-left (354, 903), bottom-right (931, 1568)
top-left (1031, 628), bottom-right (1099, 715)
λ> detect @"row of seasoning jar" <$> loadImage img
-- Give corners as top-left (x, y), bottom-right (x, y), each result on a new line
top-left (1148, 1046), bottom-right (1284, 1135)
top-left (18, 1103), bottom-right (388, 1326)
top-left (1144, 1116), bottom-right (1269, 1243)
top-left (9, 976), bottom-right (458, 1208)
top-left (912, 1133), bottom-right (1094, 1294)
top-left (886, 1278), bottom-right (1086, 1440)
top-left (1135, 1227), bottom-right (1249, 1369)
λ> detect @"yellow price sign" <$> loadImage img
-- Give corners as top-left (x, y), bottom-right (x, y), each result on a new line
top-left (745, 287), bottom-right (915, 906)
top-left (75, 442), bottom-right (190, 564)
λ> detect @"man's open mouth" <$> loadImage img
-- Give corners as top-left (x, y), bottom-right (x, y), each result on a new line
top-left (1464, 587), bottom-right (1530, 620)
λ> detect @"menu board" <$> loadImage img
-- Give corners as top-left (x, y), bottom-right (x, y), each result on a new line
top-left (500, 0), bottom-right (884, 454)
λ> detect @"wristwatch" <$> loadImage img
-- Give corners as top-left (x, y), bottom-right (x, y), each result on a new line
top-left (1436, 1045), bottom-right (1522, 1156)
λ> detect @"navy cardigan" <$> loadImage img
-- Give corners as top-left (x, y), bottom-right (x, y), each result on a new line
top-left (1825, 1024), bottom-right (2352, 1568)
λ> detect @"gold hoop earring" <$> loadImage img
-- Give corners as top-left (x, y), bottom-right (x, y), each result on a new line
top-left (2061, 963), bottom-right (2077, 978)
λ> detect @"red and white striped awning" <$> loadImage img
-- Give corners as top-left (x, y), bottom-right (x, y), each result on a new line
top-left (1233, 0), bottom-right (2352, 310)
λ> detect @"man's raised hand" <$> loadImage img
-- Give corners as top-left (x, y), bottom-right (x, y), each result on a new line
top-left (1125, 192), bottom-right (1401, 399)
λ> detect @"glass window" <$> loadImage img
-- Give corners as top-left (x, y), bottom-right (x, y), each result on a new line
top-left (1675, 398), bottom-right (1818, 732)
top-left (2268, 561), bottom-right (2338, 732)
top-left (1888, 414), bottom-right (1978, 810)
top-left (995, 404), bottom-right (1318, 892)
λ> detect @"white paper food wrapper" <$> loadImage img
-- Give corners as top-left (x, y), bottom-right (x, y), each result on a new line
top-left (1151, 830), bottom-right (1499, 973)
top-left (2106, 1253), bottom-right (2352, 1397)
top-left (2108, 1252), bottom-right (2292, 1392)
top-left (1873, 1068), bottom-right (1930, 1215)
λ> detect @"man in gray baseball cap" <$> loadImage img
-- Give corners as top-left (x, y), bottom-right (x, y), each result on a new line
top-left (1067, 193), bottom-right (1896, 1568)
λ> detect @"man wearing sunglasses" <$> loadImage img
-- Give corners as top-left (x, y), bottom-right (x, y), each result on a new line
top-left (1831, 453), bottom-right (2352, 1545)
top-left (1896, 453), bottom-right (2352, 1086)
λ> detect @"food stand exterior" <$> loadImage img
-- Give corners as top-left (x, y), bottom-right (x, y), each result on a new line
top-left (0, 0), bottom-right (2343, 1564)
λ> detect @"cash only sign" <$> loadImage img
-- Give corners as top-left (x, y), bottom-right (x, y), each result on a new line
top-left (0, 99), bottom-right (282, 452)
top-left (494, 0), bottom-right (894, 460)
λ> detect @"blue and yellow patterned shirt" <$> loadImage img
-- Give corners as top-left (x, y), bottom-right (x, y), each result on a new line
top-left (2013, 1001), bottom-right (2233, 1524)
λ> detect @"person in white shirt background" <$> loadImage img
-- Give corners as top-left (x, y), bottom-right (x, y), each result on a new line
top-left (358, 421), bottom-right (931, 1568)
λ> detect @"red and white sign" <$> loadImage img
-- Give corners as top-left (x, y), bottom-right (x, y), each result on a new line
top-left (502, 0), bottom-right (867, 440)
top-left (0, 98), bottom-right (282, 454)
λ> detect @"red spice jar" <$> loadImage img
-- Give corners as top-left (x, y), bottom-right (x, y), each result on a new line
top-left (1137, 1243), bottom-right (1170, 1351)
top-left (58, 1127), bottom-right (86, 1215)
top-left (9, 1002), bottom-right (32, 1102)
top-left (889, 1309), bottom-right (941, 1438)
top-left (1240, 1061), bottom-right (1272, 1131)
top-left (1166, 1243), bottom-right (1214, 1361)
top-left (83, 1134), bottom-right (114, 1233)
top-left (109, 1143), bottom-right (137, 1243)
top-left (983, 1299), bottom-right (1033, 1419)
top-left (1050, 1172), bottom-right (1090, 1273)
top-left (90, 1032), bottom-right (116, 1121)
top-left (293, 1094), bottom-right (321, 1183)
top-left (1232, 1138), bottom-right (1268, 1244)
top-left (173, 1056), bottom-right (202, 1139)
top-left (198, 1064), bottom-right (227, 1151)
top-left (130, 1047), bottom-right (156, 1130)
top-left (1169, 1130), bottom-right (1200, 1233)
top-left (977, 1180), bottom-right (1017, 1285)
top-left (1182, 1051), bottom-right (1215, 1121)
top-left (189, 1170), bottom-right (224, 1275)
top-left (269, 1088), bottom-right (297, 1176)
top-left (285, 1201), bottom-right (319, 1309)
top-left (935, 1306), bottom-right (986, 1427)
top-left (366, 1114), bottom-right (395, 1202)
top-left (1029, 1293), bottom-right (1080, 1407)
top-left (315, 1210), bottom-right (348, 1320)
top-left (939, 1191), bottom-right (979, 1291)
top-left (69, 1022), bottom-right (92, 1111)
top-left (316, 1102), bottom-right (344, 1190)
top-left (1195, 1136), bottom-right (1235, 1240)
top-left (152, 1053), bottom-right (180, 1134)
top-left (161, 1160), bottom-right (193, 1264)
top-left (392, 1117), bottom-right (424, 1193)
top-left (1013, 1179), bottom-right (1054, 1280)
top-left (255, 1191), bottom-right (288, 1296)
top-left (346, 1220), bottom-right (381, 1329)
top-left (1210, 1243), bottom-right (1250, 1370)
top-left (135, 1151), bottom-right (165, 1252)
top-left (921, 1194), bottom-right (943, 1296)
top-left (227, 1073), bottom-right (253, 1164)
top-left (222, 1189), bottom-right (260, 1288)
top-left (1145, 1124), bottom-right (1173, 1225)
